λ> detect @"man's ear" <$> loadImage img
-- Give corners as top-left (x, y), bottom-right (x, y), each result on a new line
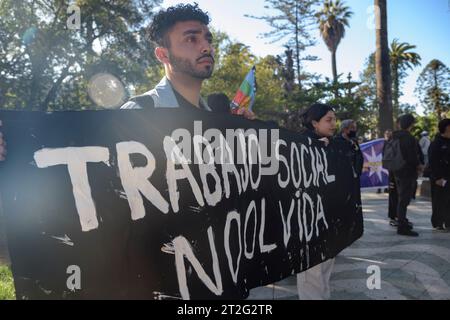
top-left (155, 47), bottom-right (170, 64)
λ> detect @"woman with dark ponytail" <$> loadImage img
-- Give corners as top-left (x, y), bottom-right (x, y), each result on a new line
top-left (297, 103), bottom-right (337, 300)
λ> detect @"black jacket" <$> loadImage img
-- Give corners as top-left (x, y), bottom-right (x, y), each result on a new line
top-left (299, 128), bottom-right (361, 220)
top-left (428, 134), bottom-right (450, 181)
top-left (335, 134), bottom-right (364, 177)
top-left (392, 130), bottom-right (420, 175)
top-left (299, 128), bottom-right (322, 140)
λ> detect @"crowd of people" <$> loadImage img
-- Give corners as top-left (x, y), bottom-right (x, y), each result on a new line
top-left (382, 115), bottom-right (450, 235)
top-left (0, 3), bottom-right (447, 301)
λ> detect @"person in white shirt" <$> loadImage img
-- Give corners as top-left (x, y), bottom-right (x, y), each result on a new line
top-left (419, 131), bottom-right (431, 166)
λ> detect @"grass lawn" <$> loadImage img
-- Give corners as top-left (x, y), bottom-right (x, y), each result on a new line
top-left (0, 264), bottom-right (15, 300)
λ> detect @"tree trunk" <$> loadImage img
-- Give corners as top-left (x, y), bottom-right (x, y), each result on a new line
top-left (392, 63), bottom-right (399, 119)
top-left (375, 0), bottom-right (393, 136)
top-left (332, 49), bottom-right (338, 84)
top-left (332, 49), bottom-right (338, 98)
top-left (433, 70), bottom-right (442, 120)
top-left (295, 2), bottom-right (302, 90)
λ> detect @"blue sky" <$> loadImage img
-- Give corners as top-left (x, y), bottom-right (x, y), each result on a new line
top-left (162, 0), bottom-right (450, 113)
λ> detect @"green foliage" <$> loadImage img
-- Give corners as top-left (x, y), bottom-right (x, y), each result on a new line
top-left (203, 42), bottom-right (256, 99)
top-left (282, 87), bottom-right (325, 131)
top-left (356, 51), bottom-right (434, 137)
top-left (135, 65), bottom-right (165, 95)
top-left (411, 113), bottom-right (439, 139)
top-left (0, 1), bottom-right (436, 139)
top-left (355, 53), bottom-right (380, 136)
top-left (416, 59), bottom-right (450, 120)
top-left (202, 33), bottom-right (287, 122)
top-left (245, 0), bottom-right (320, 88)
top-left (252, 55), bottom-right (286, 118)
top-left (0, 265), bottom-right (15, 300)
top-left (390, 39), bottom-right (421, 118)
top-left (201, 30), bottom-right (332, 128)
top-left (0, 0), bottom-right (162, 111)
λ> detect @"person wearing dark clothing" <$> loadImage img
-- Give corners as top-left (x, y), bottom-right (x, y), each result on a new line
top-left (391, 114), bottom-right (422, 236)
top-left (382, 130), bottom-right (399, 224)
top-left (265, 120), bottom-right (279, 129)
top-left (381, 130), bottom-right (397, 223)
top-left (335, 119), bottom-right (364, 177)
top-left (207, 92), bottom-right (231, 114)
top-left (383, 127), bottom-right (415, 227)
top-left (429, 119), bottom-right (450, 231)
top-left (335, 119), bottom-right (364, 231)
top-left (387, 173), bottom-right (398, 221)
top-left (296, 103), bottom-right (337, 300)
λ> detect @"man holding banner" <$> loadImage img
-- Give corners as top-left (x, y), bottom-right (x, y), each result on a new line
top-left (0, 3), bottom-right (363, 300)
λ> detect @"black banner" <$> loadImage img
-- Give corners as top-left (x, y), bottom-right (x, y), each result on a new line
top-left (0, 108), bottom-right (363, 299)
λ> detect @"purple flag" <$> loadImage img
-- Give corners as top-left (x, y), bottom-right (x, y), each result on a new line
top-left (360, 138), bottom-right (389, 188)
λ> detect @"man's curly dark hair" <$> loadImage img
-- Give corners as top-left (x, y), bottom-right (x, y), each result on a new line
top-left (147, 3), bottom-right (210, 48)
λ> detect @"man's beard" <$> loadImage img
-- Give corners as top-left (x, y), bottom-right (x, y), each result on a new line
top-left (168, 51), bottom-right (214, 79)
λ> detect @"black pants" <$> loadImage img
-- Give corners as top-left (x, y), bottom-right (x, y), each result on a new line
top-left (388, 172), bottom-right (398, 220)
top-left (393, 173), bottom-right (416, 227)
top-left (411, 180), bottom-right (418, 199)
top-left (431, 181), bottom-right (450, 228)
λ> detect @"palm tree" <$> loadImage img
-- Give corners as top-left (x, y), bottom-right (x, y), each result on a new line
top-left (375, 0), bottom-right (393, 135)
top-left (390, 39), bottom-right (421, 118)
top-left (316, 0), bottom-right (353, 86)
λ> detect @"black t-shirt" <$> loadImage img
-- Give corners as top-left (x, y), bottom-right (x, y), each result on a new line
top-left (172, 87), bottom-right (208, 111)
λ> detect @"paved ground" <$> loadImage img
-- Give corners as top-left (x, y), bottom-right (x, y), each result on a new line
top-left (248, 191), bottom-right (450, 300)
